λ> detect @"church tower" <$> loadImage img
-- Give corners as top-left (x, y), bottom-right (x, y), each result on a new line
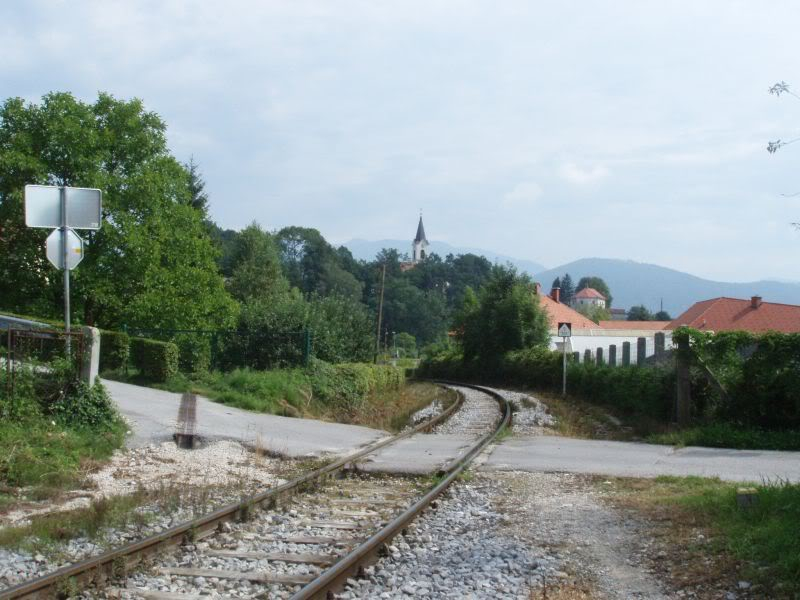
top-left (412, 214), bottom-right (429, 263)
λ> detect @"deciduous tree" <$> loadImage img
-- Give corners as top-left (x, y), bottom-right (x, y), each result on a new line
top-left (0, 92), bottom-right (236, 330)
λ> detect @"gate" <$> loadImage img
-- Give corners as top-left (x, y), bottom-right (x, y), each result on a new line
top-left (3, 328), bottom-right (84, 396)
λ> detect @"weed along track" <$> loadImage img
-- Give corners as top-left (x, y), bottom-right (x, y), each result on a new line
top-left (0, 384), bottom-right (510, 599)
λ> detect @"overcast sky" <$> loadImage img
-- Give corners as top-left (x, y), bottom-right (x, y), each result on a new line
top-left (3, 1), bottom-right (800, 282)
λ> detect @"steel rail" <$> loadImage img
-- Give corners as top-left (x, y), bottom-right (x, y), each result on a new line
top-left (0, 386), bottom-right (465, 600)
top-left (288, 382), bottom-right (512, 600)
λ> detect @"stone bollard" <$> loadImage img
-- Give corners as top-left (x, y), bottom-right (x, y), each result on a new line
top-left (608, 344), bottom-right (617, 367)
top-left (622, 341), bottom-right (631, 366)
top-left (584, 348), bottom-right (592, 364)
top-left (637, 337), bottom-right (647, 366)
top-left (81, 326), bottom-right (101, 387)
top-left (596, 347), bottom-right (604, 365)
top-left (736, 487), bottom-right (759, 510)
top-left (655, 332), bottom-right (665, 360)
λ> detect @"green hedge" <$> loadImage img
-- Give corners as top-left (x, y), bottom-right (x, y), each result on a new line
top-left (99, 330), bottom-right (130, 372)
top-left (130, 337), bottom-right (179, 382)
top-left (674, 327), bottom-right (800, 430)
top-left (174, 333), bottom-right (212, 374)
top-left (419, 347), bottom-right (673, 419)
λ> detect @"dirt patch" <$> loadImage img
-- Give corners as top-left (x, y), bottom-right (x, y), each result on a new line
top-left (598, 477), bottom-right (763, 599)
top-left (486, 470), bottom-right (685, 599)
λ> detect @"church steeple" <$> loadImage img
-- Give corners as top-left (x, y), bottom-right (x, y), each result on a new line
top-left (412, 213), bottom-right (429, 263)
top-left (414, 215), bottom-right (427, 244)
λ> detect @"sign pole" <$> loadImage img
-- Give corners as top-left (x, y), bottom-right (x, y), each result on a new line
top-left (557, 322), bottom-right (571, 397)
top-left (562, 338), bottom-right (567, 397)
top-left (60, 186), bottom-right (71, 355)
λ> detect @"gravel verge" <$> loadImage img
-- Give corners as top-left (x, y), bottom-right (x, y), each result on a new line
top-left (0, 440), bottom-right (286, 590)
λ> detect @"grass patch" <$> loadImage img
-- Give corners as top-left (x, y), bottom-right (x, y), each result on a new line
top-left (647, 423), bottom-right (800, 451)
top-left (603, 475), bottom-right (800, 596)
top-left (0, 419), bottom-right (126, 502)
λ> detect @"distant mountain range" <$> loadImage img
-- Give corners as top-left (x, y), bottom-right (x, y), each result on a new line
top-left (344, 239), bottom-right (546, 275)
top-left (344, 240), bottom-right (800, 316)
top-left (534, 258), bottom-right (800, 316)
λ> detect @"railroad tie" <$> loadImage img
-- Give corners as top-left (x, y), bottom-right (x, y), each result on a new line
top-left (260, 534), bottom-right (356, 545)
top-left (159, 567), bottom-right (314, 586)
top-left (206, 550), bottom-right (337, 565)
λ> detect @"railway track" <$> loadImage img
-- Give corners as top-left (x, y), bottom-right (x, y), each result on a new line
top-left (0, 383), bottom-right (510, 600)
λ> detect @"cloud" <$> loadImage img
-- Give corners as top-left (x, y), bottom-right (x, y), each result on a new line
top-left (558, 163), bottom-right (610, 185)
top-left (503, 182), bottom-right (543, 207)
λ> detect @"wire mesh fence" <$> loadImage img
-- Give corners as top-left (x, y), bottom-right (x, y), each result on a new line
top-left (123, 327), bottom-right (313, 372)
top-left (2, 327), bottom-right (84, 397)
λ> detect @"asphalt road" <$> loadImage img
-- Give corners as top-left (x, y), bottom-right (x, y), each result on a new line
top-left (483, 435), bottom-right (800, 483)
top-left (360, 434), bottom-right (475, 474)
top-left (106, 379), bottom-right (800, 482)
top-left (104, 379), bottom-right (389, 457)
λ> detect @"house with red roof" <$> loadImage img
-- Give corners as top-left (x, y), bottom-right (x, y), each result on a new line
top-left (535, 284), bottom-right (597, 332)
top-left (571, 287), bottom-right (607, 310)
top-left (668, 296), bottom-right (800, 334)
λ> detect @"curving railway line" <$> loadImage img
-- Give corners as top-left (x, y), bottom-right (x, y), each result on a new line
top-left (0, 383), bottom-right (510, 600)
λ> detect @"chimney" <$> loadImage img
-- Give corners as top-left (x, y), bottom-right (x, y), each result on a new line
top-left (551, 286), bottom-right (561, 303)
top-left (534, 282), bottom-right (541, 295)
top-left (751, 296), bottom-right (762, 309)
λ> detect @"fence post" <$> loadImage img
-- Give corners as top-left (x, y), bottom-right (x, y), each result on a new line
top-left (583, 348), bottom-right (592, 364)
top-left (81, 326), bottom-right (101, 387)
top-left (655, 332), bottom-right (665, 361)
top-left (596, 347), bottom-right (604, 365)
top-left (608, 344), bottom-right (617, 367)
top-left (676, 335), bottom-right (692, 426)
top-left (572, 351), bottom-right (580, 363)
top-left (636, 337), bottom-right (646, 366)
top-left (622, 341), bottom-right (631, 366)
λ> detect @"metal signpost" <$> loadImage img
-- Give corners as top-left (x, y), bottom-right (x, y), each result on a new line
top-left (557, 321), bottom-right (572, 397)
top-left (25, 185), bottom-right (102, 352)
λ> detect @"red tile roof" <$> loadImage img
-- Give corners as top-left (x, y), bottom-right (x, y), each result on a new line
top-left (574, 287), bottom-right (606, 300)
top-left (537, 292), bottom-right (598, 331)
top-left (668, 297), bottom-right (800, 334)
top-left (598, 321), bottom-right (671, 330)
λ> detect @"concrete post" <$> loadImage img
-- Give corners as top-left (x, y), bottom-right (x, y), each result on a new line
top-left (584, 348), bottom-right (592, 364)
top-left (596, 347), bottom-right (604, 366)
top-left (622, 341), bottom-right (631, 366)
top-left (608, 344), bottom-right (617, 367)
top-left (676, 335), bottom-right (691, 426)
top-left (636, 337), bottom-right (647, 366)
top-left (655, 332), bottom-right (666, 360)
top-left (572, 351), bottom-right (580, 363)
top-left (81, 326), bottom-right (100, 387)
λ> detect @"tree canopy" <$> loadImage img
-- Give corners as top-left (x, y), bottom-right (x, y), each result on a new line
top-left (627, 305), bottom-right (653, 321)
top-left (0, 92), bottom-right (236, 330)
top-left (457, 266), bottom-right (550, 362)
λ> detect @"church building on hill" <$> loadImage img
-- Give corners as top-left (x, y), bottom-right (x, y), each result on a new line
top-left (401, 215), bottom-right (429, 272)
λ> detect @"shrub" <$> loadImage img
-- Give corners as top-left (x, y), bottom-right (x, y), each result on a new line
top-left (306, 359), bottom-right (405, 410)
top-left (99, 330), bottom-right (130, 371)
top-left (50, 380), bottom-right (118, 428)
top-left (174, 333), bottom-right (212, 374)
top-left (130, 337), bottom-right (179, 382)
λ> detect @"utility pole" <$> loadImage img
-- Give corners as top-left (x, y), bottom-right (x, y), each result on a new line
top-left (375, 263), bottom-right (386, 363)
